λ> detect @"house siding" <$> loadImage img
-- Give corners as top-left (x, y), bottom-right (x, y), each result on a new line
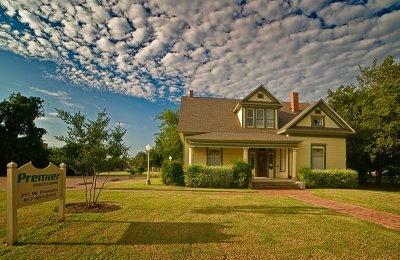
top-left (294, 136), bottom-right (346, 170)
top-left (222, 148), bottom-right (242, 165)
top-left (297, 109), bottom-right (340, 128)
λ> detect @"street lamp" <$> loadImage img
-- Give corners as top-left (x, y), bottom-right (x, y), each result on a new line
top-left (169, 156), bottom-right (172, 161)
top-left (146, 144), bottom-right (151, 185)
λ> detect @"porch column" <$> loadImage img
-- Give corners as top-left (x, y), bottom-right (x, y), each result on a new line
top-left (243, 148), bottom-right (249, 163)
top-left (292, 148), bottom-right (298, 178)
top-left (189, 147), bottom-right (194, 165)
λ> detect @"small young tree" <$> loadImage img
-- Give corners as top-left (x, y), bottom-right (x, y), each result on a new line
top-left (56, 109), bottom-right (129, 207)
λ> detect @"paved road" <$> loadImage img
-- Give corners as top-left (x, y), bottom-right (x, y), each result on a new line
top-left (0, 175), bottom-right (145, 190)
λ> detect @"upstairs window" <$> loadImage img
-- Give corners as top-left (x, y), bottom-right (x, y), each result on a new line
top-left (312, 116), bottom-right (324, 127)
top-left (266, 109), bottom-right (275, 128)
top-left (246, 108), bottom-right (254, 127)
top-left (256, 109), bottom-right (264, 128)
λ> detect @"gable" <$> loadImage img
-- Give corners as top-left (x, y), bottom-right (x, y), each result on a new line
top-left (241, 85), bottom-right (282, 105)
top-left (296, 106), bottom-right (341, 128)
top-left (247, 90), bottom-right (274, 102)
top-left (277, 100), bottom-right (355, 135)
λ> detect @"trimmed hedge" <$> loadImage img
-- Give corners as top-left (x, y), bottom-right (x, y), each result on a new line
top-left (298, 167), bottom-right (358, 188)
top-left (185, 161), bottom-right (253, 189)
top-left (161, 160), bottom-right (184, 186)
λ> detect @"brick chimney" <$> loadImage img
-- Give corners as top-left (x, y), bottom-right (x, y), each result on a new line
top-left (291, 92), bottom-right (299, 113)
top-left (189, 89), bottom-right (193, 98)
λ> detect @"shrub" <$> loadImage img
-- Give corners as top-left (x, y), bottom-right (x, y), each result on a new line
top-left (184, 164), bottom-right (203, 187)
top-left (127, 167), bottom-right (136, 175)
top-left (161, 160), bottom-right (184, 186)
top-left (298, 167), bottom-right (358, 188)
top-left (231, 160), bottom-right (253, 188)
top-left (136, 163), bottom-right (145, 174)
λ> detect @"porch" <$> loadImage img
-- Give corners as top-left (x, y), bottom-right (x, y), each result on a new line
top-left (187, 146), bottom-right (299, 179)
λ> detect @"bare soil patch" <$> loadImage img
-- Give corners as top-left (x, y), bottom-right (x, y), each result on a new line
top-left (61, 202), bottom-right (122, 214)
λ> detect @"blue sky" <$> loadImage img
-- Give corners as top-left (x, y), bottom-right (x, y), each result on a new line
top-left (1, 0), bottom-right (400, 155)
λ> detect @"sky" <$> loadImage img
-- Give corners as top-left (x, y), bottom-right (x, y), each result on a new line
top-left (0, 0), bottom-right (399, 155)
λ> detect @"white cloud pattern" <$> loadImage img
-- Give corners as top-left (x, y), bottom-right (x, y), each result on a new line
top-left (1, 0), bottom-right (399, 102)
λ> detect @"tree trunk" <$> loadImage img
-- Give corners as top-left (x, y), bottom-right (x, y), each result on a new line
top-left (375, 170), bottom-right (382, 185)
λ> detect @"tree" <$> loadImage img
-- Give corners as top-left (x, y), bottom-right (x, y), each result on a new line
top-left (328, 56), bottom-right (400, 184)
top-left (154, 109), bottom-right (183, 163)
top-left (56, 109), bottom-right (129, 206)
top-left (0, 93), bottom-right (48, 174)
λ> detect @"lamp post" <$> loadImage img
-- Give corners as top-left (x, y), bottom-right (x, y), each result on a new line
top-left (169, 156), bottom-right (172, 161)
top-left (146, 144), bottom-right (151, 185)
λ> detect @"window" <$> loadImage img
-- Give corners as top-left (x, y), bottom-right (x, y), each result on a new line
top-left (256, 109), bottom-right (264, 128)
top-left (280, 149), bottom-right (286, 172)
top-left (312, 116), bottom-right (324, 127)
top-left (266, 109), bottom-right (275, 128)
top-left (257, 93), bottom-right (264, 99)
top-left (207, 149), bottom-right (221, 166)
top-left (246, 108), bottom-right (254, 127)
top-left (311, 145), bottom-right (325, 169)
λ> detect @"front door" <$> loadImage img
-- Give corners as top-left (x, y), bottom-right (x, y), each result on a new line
top-left (257, 150), bottom-right (275, 177)
top-left (257, 152), bottom-right (268, 177)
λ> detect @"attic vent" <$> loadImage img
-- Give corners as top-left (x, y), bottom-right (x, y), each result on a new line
top-left (257, 93), bottom-right (264, 99)
top-left (315, 109), bottom-right (321, 114)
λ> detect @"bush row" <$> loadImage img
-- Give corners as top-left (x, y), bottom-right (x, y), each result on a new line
top-left (161, 160), bottom-right (253, 189)
top-left (298, 167), bottom-right (358, 188)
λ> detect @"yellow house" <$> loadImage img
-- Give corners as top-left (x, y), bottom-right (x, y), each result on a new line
top-left (177, 86), bottom-right (355, 179)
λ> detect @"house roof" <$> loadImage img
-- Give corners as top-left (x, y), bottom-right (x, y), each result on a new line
top-left (277, 99), bottom-right (355, 135)
top-left (186, 132), bottom-right (302, 143)
top-left (177, 96), bottom-right (310, 133)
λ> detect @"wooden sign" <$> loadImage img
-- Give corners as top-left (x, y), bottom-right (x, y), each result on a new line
top-left (7, 162), bottom-right (66, 246)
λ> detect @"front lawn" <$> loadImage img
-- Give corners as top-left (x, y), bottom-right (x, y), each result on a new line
top-left (103, 177), bottom-right (255, 193)
top-left (0, 189), bottom-right (399, 259)
top-left (311, 188), bottom-right (400, 215)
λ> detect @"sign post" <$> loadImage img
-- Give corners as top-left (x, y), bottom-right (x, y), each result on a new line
top-left (7, 162), bottom-right (66, 246)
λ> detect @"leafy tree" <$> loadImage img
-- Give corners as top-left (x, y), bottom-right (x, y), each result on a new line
top-left (0, 93), bottom-right (48, 174)
top-left (56, 109), bottom-right (129, 206)
top-left (154, 109), bottom-right (183, 163)
top-left (328, 56), bottom-right (400, 184)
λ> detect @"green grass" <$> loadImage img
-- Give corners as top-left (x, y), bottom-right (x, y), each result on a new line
top-left (103, 177), bottom-right (255, 193)
top-left (97, 171), bottom-right (132, 176)
top-left (1, 188), bottom-right (400, 259)
top-left (311, 188), bottom-right (400, 215)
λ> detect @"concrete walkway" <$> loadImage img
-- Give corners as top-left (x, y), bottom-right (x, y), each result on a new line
top-left (258, 190), bottom-right (400, 230)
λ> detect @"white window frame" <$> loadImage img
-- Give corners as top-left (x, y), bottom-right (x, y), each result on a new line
top-left (256, 109), bottom-right (264, 128)
top-left (312, 116), bottom-right (324, 127)
top-left (266, 109), bottom-right (275, 128)
top-left (311, 145), bottom-right (325, 169)
top-left (246, 108), bottom-right (254, 128)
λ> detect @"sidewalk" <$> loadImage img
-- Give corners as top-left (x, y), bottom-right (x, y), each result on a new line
top-left (258, 189), bottom-right (400, 229)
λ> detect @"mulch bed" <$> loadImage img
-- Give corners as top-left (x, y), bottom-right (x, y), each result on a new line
top-left (59, 202), bottom-right (122, 214)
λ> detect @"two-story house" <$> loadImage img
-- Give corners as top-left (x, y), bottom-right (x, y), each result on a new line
top-left (177, 86), bottom-right (355, 178)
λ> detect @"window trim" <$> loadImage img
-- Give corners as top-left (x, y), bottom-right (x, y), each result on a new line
top-left (266, 109), bottom-right (275, 129)
top-left (245, 108), bottom-right (254, 128)
top-left (311, 144), bottom-right (326, 169)
top-left (256, 109), bottom-right (264, 128)
top-left (207, 148), bottom-right (222, 166)
top-left (311, 116), bottom-right (325, 127)
top-left (280, 148), bottom-right (286, 172)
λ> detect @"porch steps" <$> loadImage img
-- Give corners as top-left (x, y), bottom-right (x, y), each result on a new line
top-left (251, 179), bottom-right (301, 190)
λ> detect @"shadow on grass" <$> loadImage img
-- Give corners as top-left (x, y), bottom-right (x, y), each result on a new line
top-left (192, 205), bottom-right (339, 216)
top-left (355, 184), bottom-right (400, 192)
top-left (18, 220), bottom-right (234, 246)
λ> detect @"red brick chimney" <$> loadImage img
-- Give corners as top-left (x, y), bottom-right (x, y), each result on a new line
top-left (189, 89), bottom-right (193, 97)
top-left (291, 92), bottom-right (299, 113)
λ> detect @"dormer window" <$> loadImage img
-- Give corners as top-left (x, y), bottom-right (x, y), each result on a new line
top-left (312, 116), bottom-right (324, 127)
top-left (266, 109), bottom-right (274, 128)
top-left (246, 108), bottom-right (254, 127)
top-left (256, 109), bottom-right (264, 128)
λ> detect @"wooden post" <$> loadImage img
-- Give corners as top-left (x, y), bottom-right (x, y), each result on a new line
top-left (58, 163), bottom-right (66, 222)
top-left (7, 162), bottom-right (18, 246)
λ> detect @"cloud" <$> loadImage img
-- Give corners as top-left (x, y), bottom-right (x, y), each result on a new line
top-left (1, 1), bottom-right (400, 103)
top-left (29, 87), bottom-right (82, 108)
